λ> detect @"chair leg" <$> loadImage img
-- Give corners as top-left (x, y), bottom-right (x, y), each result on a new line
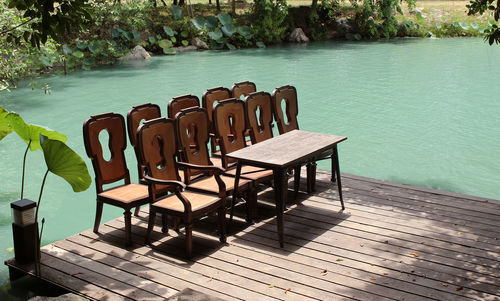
top-left (218, 206), bottom-right (227, 243)
top-left (161, 214), bottom-right (168, 234)
top-left (145, 207), bottom-right (156, 245)
top-left (133, 205), bottom-right (141, 216)
top-left (93, 201), bottom-right (104, 233)
top-left (294, 165), bottom-right (301, 199)
top-left (185, 223), bottom-right (193, 258)
top-left (245, 187), bottom-right (258, 224)
top-left (124, 210), bottom-right (132, 246)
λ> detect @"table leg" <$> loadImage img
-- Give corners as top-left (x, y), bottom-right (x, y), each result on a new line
top-left (332, 146), bottom-right (345, 210)
top-left (273, 168), bottom-right (287, 248)
top-left (229, 162), bottom-right (242, 226)
top-left (331, 151), bottom-right (337, 183)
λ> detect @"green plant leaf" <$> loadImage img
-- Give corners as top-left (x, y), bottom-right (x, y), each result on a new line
top-left (182, 40), bottom-right (189, 46)
top-left (149, 36), bottom-right (156, 44)
top-left (192, 16), bottom-right (206, 30)
top-left (208, 29), bottom-right (223, 41)
top-left (170, 36), bottom-right (177, 43)
top-left (72, 50), bottom-right (84, 58)
top-left (353, 34), bottom-right (362, 40)
top-left (416, 13), bottom-right (426, 21)
top-left (170, 5), bottom-right (182, 20)
top-left (226, 43), bottom-right (236, 50)
top-left (0, 107), bottom-right (13, 140)
top-left (158, 39), bottom-right (173, 49)
top-left (218, 13), bottom-right (232, 26)
top-left (162, 48), bottom-right (177, 55)
top-left (181, 31), bottom-right (189, 38)
top-left (111, 28), bottom-right (122, 38)
top-left (40, 135), bottom-right (91, 192)
top-left (132, 30), bottom-right (141, 41)
top-left (205, 16), bottom-right (219, 30)
top-left (435, 23), bottom-right (442, 30)
top-left (5, 113), bottom-right (67, 151)
top-left (471, 22), bottom-right (479, 31)
top-left (459, 22), bottom-right (470, 30)
top-left (62, 44), bottom-right (73, 55)
top-left (236, 26), bottom-right (253, 39)
top-left (256, 41), bottom-right (265, 48)
top-left (76, 41), bottom-right (88, 50)
top-left (163, 26), bottom-right (175, 37)
top-left (222, 24), bottom-right (236, 37)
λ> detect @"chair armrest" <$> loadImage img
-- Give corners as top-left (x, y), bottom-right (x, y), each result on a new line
top-left (178, 162), bottom-right (225, 174)
top-left (143, 175), bottom-right (186, 189)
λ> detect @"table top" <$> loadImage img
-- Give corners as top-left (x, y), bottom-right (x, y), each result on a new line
top-left (226, 130), bottom-right (347, 168)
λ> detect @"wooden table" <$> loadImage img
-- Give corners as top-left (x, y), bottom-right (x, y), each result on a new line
top-left (227, 130), bottom-right (347, 247)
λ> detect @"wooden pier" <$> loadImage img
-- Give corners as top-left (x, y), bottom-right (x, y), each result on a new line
top-left (5, 171), bottom-right (500, 300)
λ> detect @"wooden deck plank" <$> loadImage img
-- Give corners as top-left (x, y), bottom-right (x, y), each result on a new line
top-left (64, 232), bottom-right (309, 301)
top-left (102, 219), bottom-right (362, 301)
top-left (5, 171), bottom-right (499, 301)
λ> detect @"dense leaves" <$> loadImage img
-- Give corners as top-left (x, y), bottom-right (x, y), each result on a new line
top-left (4, 0), bottom-right (92, 47)
top-left (467, 0), bottom-right (500, 44)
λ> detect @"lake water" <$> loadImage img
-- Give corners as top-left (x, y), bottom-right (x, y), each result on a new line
top-left (1, 37), bottom-right (499, 296)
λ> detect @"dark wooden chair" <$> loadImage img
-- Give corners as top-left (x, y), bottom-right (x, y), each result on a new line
top-left (231, 81), bottom-right (256, 100)
top-left (137, 118), bottom-right (226, 258)
top-left (176, 107), bottom-right (256, 222)
top-left (245, 91), bottom-right (304, 198)
top-left (244, 91), bottom-right (274, 144)
top-left (167, 94), bottom-right (200, 119)
top-left (213, 98), bottom-right (274, 221)
top-left (127, 103), bottom-right (162, 185)
top-left (83, 112), bottom-right (149, 246)
top-left (202, 87), bottom-right (231, 156)
top-left (272, 85), bottom-right (333, 192)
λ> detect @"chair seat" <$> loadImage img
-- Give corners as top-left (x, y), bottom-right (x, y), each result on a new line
top-left (152, 191), bottom-right (221, 213)
top-left (188, 174), bottom-right (251, 194)
top-left (98, 183), bottom-right (149, 204)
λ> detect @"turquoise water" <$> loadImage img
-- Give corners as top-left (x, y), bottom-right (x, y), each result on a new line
top-left (1, 38), bottom-right (499, 292)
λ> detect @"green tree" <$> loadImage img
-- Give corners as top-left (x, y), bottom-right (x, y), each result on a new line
top-left (2, 0), bottom-right (92, 47)
top-left (467, 0), bottom-right (500, 44)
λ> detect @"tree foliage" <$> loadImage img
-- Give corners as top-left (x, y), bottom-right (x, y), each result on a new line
top-left (3, 0), bottom-right (92, 47)
top-left (467, 0), bottom-right (500, 44)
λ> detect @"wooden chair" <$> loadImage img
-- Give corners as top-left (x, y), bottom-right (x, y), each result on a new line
top-left (231, 81), bottom-right (257, 100)
top-left (244, 91), bottom-right (274, 144)
top-left (83, 112), bottom-right (149, 246)
top-left (167, 94), bottom-right (200, 119)
top-left (137, 118), bottom-right (226, 257)
top-left (272, 85), bottom-right (332, 192)
top-left (245, 91), bottom-right (304, 198)
top-left (127, 103), bottom-right (161, 185)
top-left (176, 107), bottom-right (256, 222)
top-left (213, 98), bottom-right (274, 221)
top-left (202, 87), bottom-right (231, 156)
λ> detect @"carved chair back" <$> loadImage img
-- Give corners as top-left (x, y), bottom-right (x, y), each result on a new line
top-left (271, 85), bottom-right (299, 134)
top-left (83, 112), bottom-right (130, 192)
top-left (126, 103), bottom-right (161, 182)
top-left (213, 98), bottom-right (247, 168)
top-left (244, 91), bottom-right (274, 144)
top-left (231, 81), bottom-right (256, 100)
top-left (167, 94), bottom-right (200, 119)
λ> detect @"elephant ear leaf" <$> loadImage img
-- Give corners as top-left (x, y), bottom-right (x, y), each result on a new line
top-left (40, 135), bottom-right (91, 192)
top-left (6, 112), bottom-right (67, 151)
top-left (0, 107), bottom-right (12, 140)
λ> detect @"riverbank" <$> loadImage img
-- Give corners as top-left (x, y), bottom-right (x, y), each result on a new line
top-left (0, 1), bottom-right (494, 90)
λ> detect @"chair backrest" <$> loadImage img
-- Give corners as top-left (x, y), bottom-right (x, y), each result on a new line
top-left (244, 91), bottom-right (274, 144)
top-left (231, 81), bottom-right (256, 100)
top-left (213, 98), bottom-right (247, 168)
top-left (126, 103), bottom-right (161, 181)
top-left (83, 112), bottom-right (130, 192)
top-left (167, 94), bottom-right (200, 119)
top-left (137, 118), bottom-right (180, 191)
top-left (271, 85), bottom-right (299, 134)
top-left (176, 107), bottom-right (213, 181)
top-left (202, 87), bottom-right (231, 134)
